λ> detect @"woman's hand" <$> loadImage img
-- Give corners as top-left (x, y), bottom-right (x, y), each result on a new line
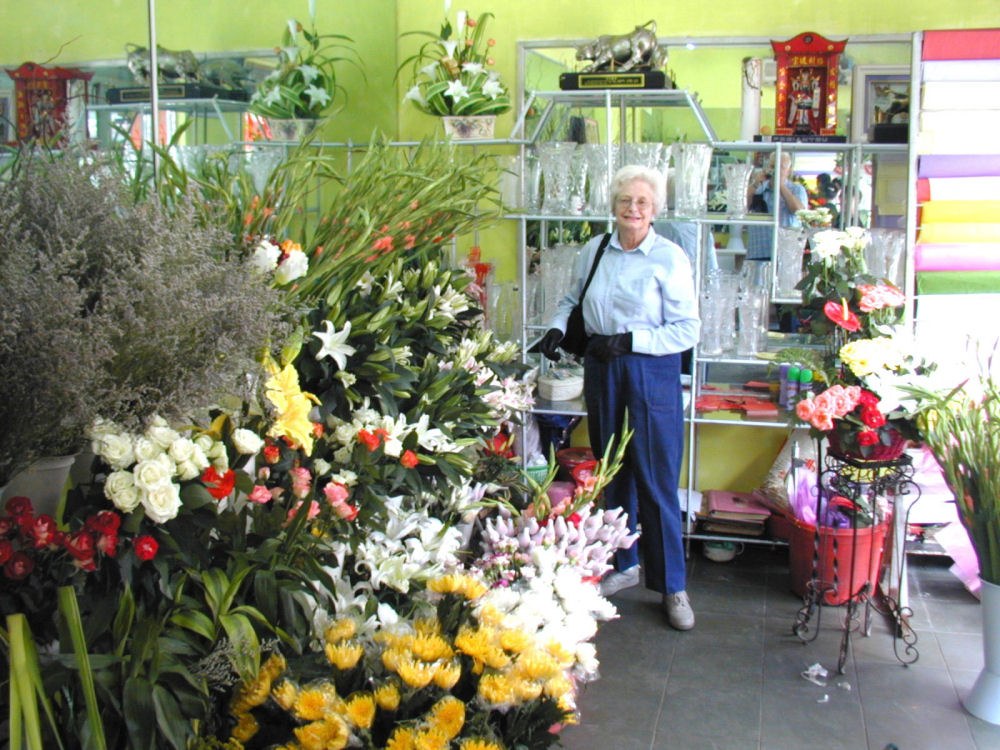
top-left (538, 328), bottom-right (564, 361)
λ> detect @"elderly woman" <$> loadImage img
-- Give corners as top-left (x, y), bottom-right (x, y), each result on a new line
top-left (538, 164), bottom-right (701, 630)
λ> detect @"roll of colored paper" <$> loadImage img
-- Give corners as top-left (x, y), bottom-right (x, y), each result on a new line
top-left (918, 155), bottom-right (1000, 178)
top-left (917, 270), bottom-right (1000, 295)
top-left (917, 131), bottom-right (1000, 156)
top-left (914, 243), bottom-right (1000, 271)
top-left (923, 29), bottom-right (1000, 61)
top-left (922, 201), bottom-right (1000, 223)
top-left (922, 82), bottom-right (1000, 110)
top-left (921, 110), bottom-right (1000, 134)
top-left (917, 177), bottom-right (1000, 201)
top-left (922, 60), bottom-right (1000, 82)
top-left (917, 224), bottom-right (1000, 244)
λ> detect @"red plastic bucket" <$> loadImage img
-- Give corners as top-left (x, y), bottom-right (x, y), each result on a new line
top-left (789, 517), bottom-right (889, 605)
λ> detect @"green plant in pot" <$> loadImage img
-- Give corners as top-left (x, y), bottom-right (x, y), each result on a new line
top-left (398, 7), bottom-right (511, 138)
top-left (248, 7), bottom-right (363, 137)
top-left (906, 348), bottom-right (1000, 723)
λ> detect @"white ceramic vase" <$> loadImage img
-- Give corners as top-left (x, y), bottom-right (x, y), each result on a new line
top-left (1, 454), bottom-right (77, 518)
top-left (442, 114), bottom-right (496, 140)
top-left (964, 578), bottom-right (1000, 724)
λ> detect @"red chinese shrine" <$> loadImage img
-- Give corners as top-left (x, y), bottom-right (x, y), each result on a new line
top-left (771, 32), bottom-right (847, 137)
top-left (5, 62), bottom-right (93, 144)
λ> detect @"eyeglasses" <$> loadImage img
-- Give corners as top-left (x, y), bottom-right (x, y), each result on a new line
top-left (615, 196), bottom-right (653, 211)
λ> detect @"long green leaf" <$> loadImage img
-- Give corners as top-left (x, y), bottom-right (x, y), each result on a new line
top-left (57, 587), bottom-right (107, 750)
top-left (6, 614), bottom-right (47, 750)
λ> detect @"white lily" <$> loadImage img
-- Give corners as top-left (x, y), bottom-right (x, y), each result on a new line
top-left (482, 79), bottom-right (504, 99)
top-left (314, 319), bottom-right (357, 370)
top-left (444, 79), bottom-right (470, 102)
top-left (303, 84), bottom-right (331, 109)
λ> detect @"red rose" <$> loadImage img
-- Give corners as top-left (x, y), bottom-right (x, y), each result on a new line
top-left (134, 535), bottom-right (159, 561)
top-left (4, 551), bottom-right (34, 580)
top-left (0, 539), bottom-right (13, 564)
top-left (4, 496), bottom-right (33, 519)
top-left (28, 515), bottom-right (59, 548)
top-left (0, 516), bottom-right (14, 535)
top-left (263, 443), bottom-right (281, 464)
top-left (856, 429), bottom-right (880, 446)
top-left (74, 556), bottom-right (97, 572)
top-left (357, 429), bottom-right (380, 452)
top-left (65, 530), bottom-right (96, 561)
top-left (860, 406), bottom-right (886, 429)
top-left (97, 532), bottom-right (119, 557)
top-left (201, 467), bottom-right (236, 500)
top-left (86, 510), bottom-right (121, 535)
top-left (400, 450), bottom-right (419, 469)
top-left (858, 390), bottom-right (880, 409)
top-left (312, 422), bottom-right (325, 438)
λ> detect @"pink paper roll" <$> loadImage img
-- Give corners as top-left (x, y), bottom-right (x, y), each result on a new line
top-left (914, 243), bottom-right (1000, 271)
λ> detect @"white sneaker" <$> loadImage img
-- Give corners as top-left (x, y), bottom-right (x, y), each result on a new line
top-left (663, 590), bottom-right (695, 631)
top-left (599, 566), bottom-right (640, 597)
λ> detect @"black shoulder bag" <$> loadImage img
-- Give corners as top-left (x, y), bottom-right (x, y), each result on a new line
top-left (559, 233), bottom-right (611, 357)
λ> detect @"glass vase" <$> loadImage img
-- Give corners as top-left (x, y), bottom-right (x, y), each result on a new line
top-left (723, 162), bottom-right (754, 219)
top-left (671, 143), bottom-right (713, 217)
top-left (582, 144), bottom-right (616, 215)
top-left (776, 228), bottom-right (807, 298)
top-left (538, 141), bottom-right (578, 215)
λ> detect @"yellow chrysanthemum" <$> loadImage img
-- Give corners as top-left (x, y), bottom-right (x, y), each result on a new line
top-left (454, 626), bottom-right (492, 662)
top-left (396, 657), bottom-right (436, 689)
top-left (382, 646), bottom-right (406, 672)
top-left (413, 728), bottom-right (450, 750)
top-left (411, 633), bottom-right (453, 662)
top-left (264, 361), bottom-right (320, 455)
top-left (325, 640), bottom-right (365, 670)
top-left (557, 693), bottom-right (578, 723)
top-left (477, 603), bottom-right (504, 627)
top-left (386, 726), bottom-right (416, 750)
top-left (545, 641), bottom-right (575, 669)
top-left (514, 650), bottom-right (559, 682)
top-left (432, 660), bottom-right (462, 690)
top-left (511, 677), bottom-right (544, 701)
top-left (839, 337), bottom-right (902, 378)
top-left (498, 629), bottom-right (532, 654)
top-left (230, 711), bottom-right (259, 743)
top-left (482, 645), bottom-right (511, 670)
top-left (293, 683), bottom-right (341, 722)
top-left (477, 673), bottom-right (515, 706)
top-left (344, 693), bottom-right (376, 729)
top-left (261, 652), bottom-right (287, 679)
top-left (543, 674), bottom-right (573, 699)
top-left (458, 739), bottom-right (505, 750)
top-left (428, 695), bottom-right (465, 739)
top-left (427, 574), bottom-right (463, 595)
top-left (272, 680), bottom-right (298, 711)
top-left (374, 681), bottom-right (401, 711)
top-left (325, 618), bottom-right (357, 644)
top-left (293, 717), bottom-right (349, 750)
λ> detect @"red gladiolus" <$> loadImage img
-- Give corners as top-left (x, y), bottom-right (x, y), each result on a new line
top-left (856, 429), bottom-right (880, 446)
top-left (400, 450), bottom-right (419, 469)
top-left (134, 534), bottom-right (159, 561)
top-left (201, 467), bottom-right (237, 499)
top-left (5, 551), bottom-right (34, 580)
top-left (5, 496), bottom-right (32, 519)
top-left (822, 300), bottom-right (861, 332)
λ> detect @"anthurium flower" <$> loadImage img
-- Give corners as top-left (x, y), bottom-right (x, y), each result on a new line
top-left (822, 300), bottom-right (860, 332)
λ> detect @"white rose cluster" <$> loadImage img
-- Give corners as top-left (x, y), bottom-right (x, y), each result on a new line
top-left (87, 416), bottom-right (229, 524)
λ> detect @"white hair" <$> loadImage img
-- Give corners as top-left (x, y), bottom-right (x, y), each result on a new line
top-left (610, 165), bottom-right (667, 215)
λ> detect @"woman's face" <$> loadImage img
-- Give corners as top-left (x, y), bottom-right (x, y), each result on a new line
top-left (614, 179), bottom-right (656, 236)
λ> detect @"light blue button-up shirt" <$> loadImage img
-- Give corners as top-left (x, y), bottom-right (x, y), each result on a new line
top-left (547, 229), bottom-right (701, 355)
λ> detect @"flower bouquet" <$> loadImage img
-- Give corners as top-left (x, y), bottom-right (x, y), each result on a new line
top-left (398, 8), bottom-right (512, 122)
top-left (784, 227), bottom-right (928, 461)
top-left (249, 15), bottom-right (362, 121)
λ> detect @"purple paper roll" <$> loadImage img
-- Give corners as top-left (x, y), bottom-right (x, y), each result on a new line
top-left (914, 243), bottom-right (1000, 271)
top-left (919, 155), bottom-right (1000, 178)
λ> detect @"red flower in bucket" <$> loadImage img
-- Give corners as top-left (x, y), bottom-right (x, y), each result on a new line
top-left (822, 300), bottom-right (860, 332)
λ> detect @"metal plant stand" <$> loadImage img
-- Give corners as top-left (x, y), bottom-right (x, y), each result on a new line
top-left (792, 444), bottom-right (920, 674)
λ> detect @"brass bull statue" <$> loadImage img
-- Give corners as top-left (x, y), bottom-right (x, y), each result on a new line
top-left (576, 20), bottom-right (666, 73)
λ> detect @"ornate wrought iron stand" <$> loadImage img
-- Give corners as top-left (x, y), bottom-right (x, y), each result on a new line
top-left (792, 444), bottom-right (921, 673)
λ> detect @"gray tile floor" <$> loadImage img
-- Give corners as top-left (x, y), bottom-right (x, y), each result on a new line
top-left (560, 545), bottom-right (1000, 750)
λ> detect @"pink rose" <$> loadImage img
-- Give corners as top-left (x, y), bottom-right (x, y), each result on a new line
top-left (796, 397), bottom-right (817, 422)
top-left (287, 500), bottom-right (321, 522)
top-left (811, 409), bottom-right (835, 432)
top-left (289, 466), bottom-right (312, 499)
top-left (323, 482), bottom-right (350, 505)
top-left (248, 485), bottom-right (272, 504)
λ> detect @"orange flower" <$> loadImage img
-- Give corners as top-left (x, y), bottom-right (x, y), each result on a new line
top-left (401, 450), bottom-right (419, 469)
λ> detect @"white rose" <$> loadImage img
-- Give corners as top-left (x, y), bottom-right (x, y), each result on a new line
top-left (168, 437), bottom-right (197, 464)
top-left (175, 460), bottom-right (202, 482)
top-left (96, 433), bottom-right (135, 471)
top-left (273, 249), bottom-right (308, 285)
top-left (312, 458), bottom-right (331, 476)
top-left (332, 469), bottom-right (358, 486)
top-left (194, 434), bottom-right (215, 454)
top-left (142, 482), bottom-right (182, 524)
top-left (146, 422), bottom-right (180, 450)
top-left (190, 444), bottom-right (210, 470)
top-left (231, 428), bottom-right (264, 455)
top-left (133, 458), bottom-right (173, 492)
top-left (133, 437), bottom-right (161, 462)
top-left (105, 470), bottom-right (141, 512)
top-left (87, 417), bottom-right (119, 443)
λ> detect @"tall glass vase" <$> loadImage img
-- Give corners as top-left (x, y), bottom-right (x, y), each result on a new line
top-left (538, 142), bottom-right (578, 215)
top-left (723, 162), bottom-right (754, 219)
top-left (582, 144), bottom-right (616, 215)
top-left (699, 270), bottom-right (739, 356)
top-left (671, 143), bottom-right (713, 217)
top-left (776, 228), bottom-right (807, 298)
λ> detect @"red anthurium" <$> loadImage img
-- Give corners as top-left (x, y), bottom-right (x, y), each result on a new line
top-left (822, 300), bottom-right (861, 332)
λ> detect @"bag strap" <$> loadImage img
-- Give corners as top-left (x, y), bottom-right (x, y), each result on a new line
top-left (578, 233), bottom-right (611, 304)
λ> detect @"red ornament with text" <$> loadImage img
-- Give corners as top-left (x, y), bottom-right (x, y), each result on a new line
top-left (5, 62), bottom-right (93, 145)
top-left (771, 32), bottom-right (847, 137)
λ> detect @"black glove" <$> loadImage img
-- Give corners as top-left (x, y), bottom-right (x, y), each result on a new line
top-left (537, 328), bottom-right (564, 362)
top-left (587, 332), bottom-right (633, 362)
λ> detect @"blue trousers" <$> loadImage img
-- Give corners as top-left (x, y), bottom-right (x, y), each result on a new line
top-left (584, 352), bottom-right (686, 594)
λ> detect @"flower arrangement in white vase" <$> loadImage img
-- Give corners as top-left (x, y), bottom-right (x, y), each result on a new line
top-left (398, 6), bottom-right (511, 138)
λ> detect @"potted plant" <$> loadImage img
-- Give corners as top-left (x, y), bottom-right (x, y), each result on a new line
top-left (248, 11), bottom-right (362, 139)
top-left (906, 350), bottom-right (1000, 723)
top-left (398, 8), bottom-right (511, 139)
